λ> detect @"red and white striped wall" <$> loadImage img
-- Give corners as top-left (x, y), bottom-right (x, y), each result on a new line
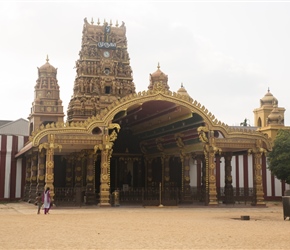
top-left (189, 154), bottom-right (290, 200)
top-left (0, 135), bottom-right (28, 201)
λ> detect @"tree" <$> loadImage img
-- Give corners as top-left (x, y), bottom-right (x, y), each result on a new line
top-left (267, 129), bottom-right (290, 184)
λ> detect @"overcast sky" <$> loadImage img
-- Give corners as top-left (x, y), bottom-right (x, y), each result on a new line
top-left (1, 1), bottom-right (290, 126)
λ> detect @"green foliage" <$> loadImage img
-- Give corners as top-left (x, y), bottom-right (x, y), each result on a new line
top-left (267, 129), bottom-right (290, 184)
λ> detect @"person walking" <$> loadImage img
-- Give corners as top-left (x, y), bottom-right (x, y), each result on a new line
top-left (42, 187), bottom-right (51, 215)
top-left (35, 193), bottom-right (42, 214)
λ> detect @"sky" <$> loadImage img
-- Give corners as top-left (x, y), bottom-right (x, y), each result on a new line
top-left (1, 1), bottom-right (290, 126)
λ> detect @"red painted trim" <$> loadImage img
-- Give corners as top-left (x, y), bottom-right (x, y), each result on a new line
top-left (21, 157), bottom-right (26, 198)
top-left (24, 136), bottom-right (29, 144)
top-left (9, 136), bottom-right (18, 200)
top-left (243, 154), bottom-right (248, 189)
top-left (0, 135), bottom-right (7, 199)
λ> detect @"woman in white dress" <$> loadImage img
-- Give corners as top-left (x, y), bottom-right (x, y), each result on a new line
top-left (43, 187), bottom-right (51, 215)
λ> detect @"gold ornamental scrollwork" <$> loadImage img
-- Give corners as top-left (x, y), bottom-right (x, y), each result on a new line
top-left (39, 134), bottom-right (62, 152)
top-left (47, 174), bottom-right (53, 180)
top-left (38, 175), bottom-right (45, 181)
top-left (197, 126), bottom-right (209, 143)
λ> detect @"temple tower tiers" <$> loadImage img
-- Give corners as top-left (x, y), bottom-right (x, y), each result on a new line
top-left (28, 56), bottom-right (64, 135)
top-left (67, 18), bottom-right (136, 123)
top-left (253, 88), bottom-right (285, 128)
top-left (148, 63), bottom-right (170, 91)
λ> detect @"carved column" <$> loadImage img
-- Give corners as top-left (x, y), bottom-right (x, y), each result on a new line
top-left (86, 150), bottom-right (96, 204)
top-left (182, 153), bottom-right (191, 202)
top-left (45, 147), bottom-right (55, 201)
top-left (137, 158), bottom-right (142, 187)
top-left (224, 153), bottom-right (234, 204)
top-left (24, 156), bottom-right (31, 202)
top-left (198, 127), bottom-right (219, 205)
top-left (39, 134), bottom-right (62, 202)
top-left (248, 144), bottom-right (266, 206)
top-left (160, 156), bottom-right (164, 190)
top-left (205, 145), bottom-right (218, 205)
top-left (146, 158), bottom-right (153, 188)
top-left (65, 156), bottom-right (74, 188)
top-left (75, 154), bottom-right (83, 188)
top-left (99, 148), bottom-right (111, 206)
top-left (36, 149), bottom-right (45, 195)
top-left (94, 125), bottom-right (119, 206)
top-left (163, 155), bottom-right (170, 190)
top-left (29, 152), bottom-right (38, 202)
top-left (200, 157), bottom-right (206, 202)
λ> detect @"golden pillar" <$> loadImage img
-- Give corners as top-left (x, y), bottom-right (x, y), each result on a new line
top-left (39, 134), bottom-right (62, 202)
top-left (248, 140), bottom-right (266, 206)
top-left (45, 146), bottom-right (54, 200)
top-left (75, 154), bottom-right (83, 188)
top-left (65, 156), bottom-right (74, 188)
top-left (198, 127), bottom-right (220, 205)
top-left (99, 148), bottom-right (111, 206)
top-left (182, 153), bottom-right (191, 202)
top-left (36, 149), bottom-right (45, 195)
top-left (86, 150), bottom-right (96, 204)
top-left (29, 152), bottom-right (38, 202)
top-left (206, 145), bottom-right (218, 205)
top-left (94, 125), bottom-right (120, 207)
top-left (24, 156), bottom-right (31, 202)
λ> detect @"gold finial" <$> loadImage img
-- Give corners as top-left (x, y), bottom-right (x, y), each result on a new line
top-left (181, 82), bottom-right (183, 88)
top-left (46, 55), bottom-right (49, 63)
top-left (268, 87), bottom-right (270, 92)
top-left (97, 18), bottom-right (100, 25)
top-left (110, 19), bottom-right (112, 26)
top-left (157, 62), bottom-right (160, 70)
top-left (91, 18), bottom-right (94, 25)
top-left (116, 20), bottom-right (119, 27)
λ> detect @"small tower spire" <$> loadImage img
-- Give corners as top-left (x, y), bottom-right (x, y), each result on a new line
top-left (157, 62), bottom-right (160, 70)
top-left (46, 55), bottom-right (49, 63)
top-left (91, 18), bottom-right (94, 25)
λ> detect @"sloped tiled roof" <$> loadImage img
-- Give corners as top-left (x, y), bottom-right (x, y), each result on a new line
top-left (0, 118), bottom-right (29, 136)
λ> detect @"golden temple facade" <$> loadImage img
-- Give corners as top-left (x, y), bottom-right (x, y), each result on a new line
top-left (17, 18), bottom-right (282, 207)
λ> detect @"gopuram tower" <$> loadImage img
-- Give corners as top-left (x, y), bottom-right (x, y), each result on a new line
top-left (67, 18), bottom-right (135, 122)
top-left (28, 56), bottom-right (64, 135)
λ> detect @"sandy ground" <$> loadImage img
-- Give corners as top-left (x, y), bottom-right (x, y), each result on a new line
top-left (0, 201), bottom-right (289, 250)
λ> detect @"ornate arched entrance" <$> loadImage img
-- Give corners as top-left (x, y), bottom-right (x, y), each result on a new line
top-left (19, 87), bottom-right (271, 207)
